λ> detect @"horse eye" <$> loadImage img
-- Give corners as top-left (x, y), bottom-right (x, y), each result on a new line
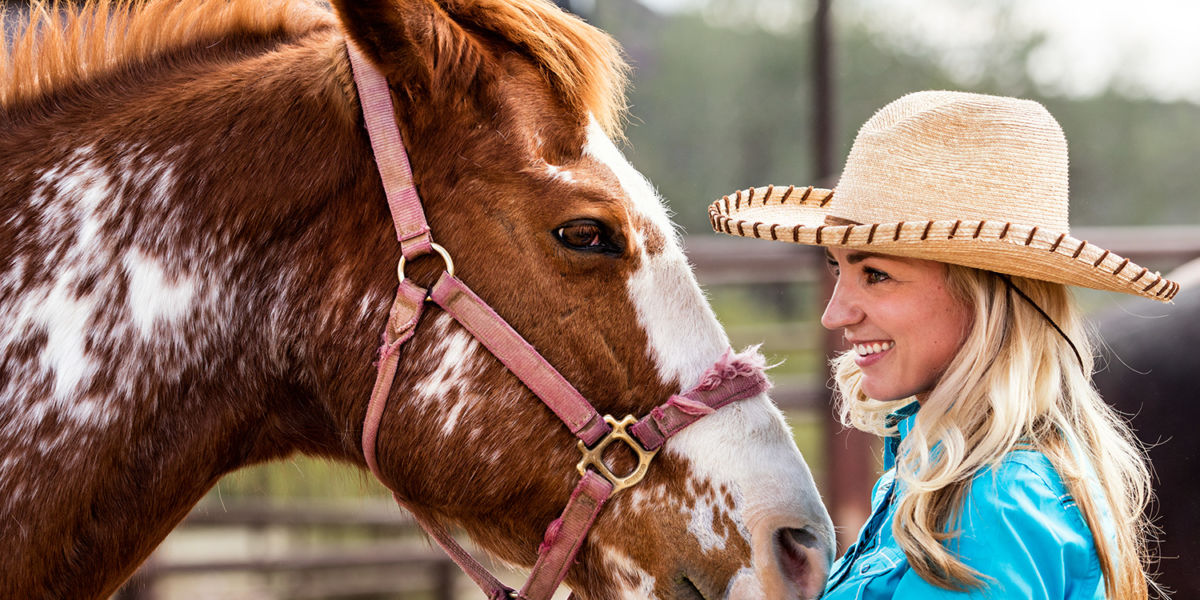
top-left (555, 220), bottom-right (609, 252)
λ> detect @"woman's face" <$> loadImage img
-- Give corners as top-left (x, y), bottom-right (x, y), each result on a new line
top-left (820, 249), bottom-right (973, 402)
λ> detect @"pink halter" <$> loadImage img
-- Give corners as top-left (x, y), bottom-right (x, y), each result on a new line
top-left (347, 41), bottom-right (769, 600)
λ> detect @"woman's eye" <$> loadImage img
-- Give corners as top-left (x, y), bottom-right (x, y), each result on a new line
top-left (865, 268), bottom-right (890, 284)
top-left (555, 220), bottom-right (619, 254)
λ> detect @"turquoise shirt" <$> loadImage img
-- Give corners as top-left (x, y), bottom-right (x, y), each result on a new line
top-left (823, 404), bottom-right (1107, 599)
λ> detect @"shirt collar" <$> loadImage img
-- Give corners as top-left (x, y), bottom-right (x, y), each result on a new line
top-left (883, 400), bottom-right (921, 471)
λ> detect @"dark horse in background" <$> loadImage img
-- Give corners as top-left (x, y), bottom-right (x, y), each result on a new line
top-left (0, 0), bottom-right (833, 598)
top-left (1094, 263), bottom-right (1200, 598)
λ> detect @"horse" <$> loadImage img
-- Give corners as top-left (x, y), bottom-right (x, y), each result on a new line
top-left (0, 1), bottom-right (834, 598)
top-left (1093, 264), bottom-right (1200, 599)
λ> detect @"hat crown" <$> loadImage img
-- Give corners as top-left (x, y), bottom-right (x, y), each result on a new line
top-left (834, 91), bottom-right (1070, 233)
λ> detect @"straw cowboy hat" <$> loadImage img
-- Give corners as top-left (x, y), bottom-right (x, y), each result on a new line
top-left (708, 90), bottom-right (1180, 302)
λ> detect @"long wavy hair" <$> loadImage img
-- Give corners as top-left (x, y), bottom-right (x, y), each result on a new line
top-left (832, 264), bottom-right (1158, 598)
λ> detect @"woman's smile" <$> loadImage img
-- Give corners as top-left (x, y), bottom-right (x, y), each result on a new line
top-left (850, 339), bottom-right (895, 367)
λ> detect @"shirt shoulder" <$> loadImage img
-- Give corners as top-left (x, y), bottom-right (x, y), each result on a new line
top-left (949, 451), bottom-right (1103, 595)
top-left (960, 451), bottom-right (1086, 542)
top-left (971, 450), bottom-right (1068, 502)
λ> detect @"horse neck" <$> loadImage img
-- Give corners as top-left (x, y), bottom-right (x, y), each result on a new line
top-left (0, 29), bottom-right (393, 598)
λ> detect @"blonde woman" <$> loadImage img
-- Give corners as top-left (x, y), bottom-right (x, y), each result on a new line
top-left (709, 91), bottom-right (1175, 598)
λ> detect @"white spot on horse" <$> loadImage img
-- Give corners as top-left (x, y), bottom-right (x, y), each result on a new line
top-left (1, 147), bottom-right (187, 449)
top-left (546, 163), bottom-right (575, 182)
top-left (25, 153), bottom-right (115, 403)
top-left (123, 249), bottom-right (196, 337)
top-left (56, 153), bottom-right (111, 248)
top-left (2, 256), bottom-right (25, 296)
top-left (0, 457), bottom-right (19, 481)
top-left (413, 319), bottom-right (484, 431)
top-left (358, 294), bottom-right (376, 324)
top-left (37, 276), bottom-right (100, 402)
top-left (688, 495), bottom-right (727, 552)
top-left (600, 545), bottom-right (659, 600)
top-left (26, 182), bottom-right (50, 210)
top-left (441, 397), bottom-right (469, 436)
top-left (145, 162), bottom-right (175, 206)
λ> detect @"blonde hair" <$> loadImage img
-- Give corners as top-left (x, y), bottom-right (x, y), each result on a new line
top-left (832, 265), bottom-right (1158, 598)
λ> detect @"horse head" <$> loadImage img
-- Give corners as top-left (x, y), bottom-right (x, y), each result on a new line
top-left (329, 1), bottom-right (833, 596)
top-left (0, 0), bottom-right (832, 597)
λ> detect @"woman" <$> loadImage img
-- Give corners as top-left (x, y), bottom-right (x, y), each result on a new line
top-left (708, 91), bottom-right (1175, 598)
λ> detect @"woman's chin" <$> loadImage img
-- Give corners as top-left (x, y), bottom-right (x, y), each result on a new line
top-left (859, 380), bottom-right (915, 403)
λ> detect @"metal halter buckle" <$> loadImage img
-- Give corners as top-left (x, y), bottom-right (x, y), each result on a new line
top-left (576, 415), bottom-right (660, 494)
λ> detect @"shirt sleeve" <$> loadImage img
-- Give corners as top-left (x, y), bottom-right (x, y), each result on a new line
top-left (890, 457), bottom-right (1100, 599)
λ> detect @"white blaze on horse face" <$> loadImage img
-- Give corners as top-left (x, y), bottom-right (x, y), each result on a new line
top-left (582, 117), bottom-right (727, 386)
top-left (583, 117), bottom-right (832, 594)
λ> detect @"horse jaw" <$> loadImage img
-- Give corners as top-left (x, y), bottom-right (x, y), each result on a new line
top-left (583, 119), bottom-right (834, 598)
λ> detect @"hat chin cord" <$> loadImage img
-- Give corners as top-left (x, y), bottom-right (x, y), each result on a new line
top-left (996, 274), bottom-right (1086, 375)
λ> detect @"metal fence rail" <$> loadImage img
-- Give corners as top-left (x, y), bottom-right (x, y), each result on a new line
top-left (116, 500), bottom-right (461, 600)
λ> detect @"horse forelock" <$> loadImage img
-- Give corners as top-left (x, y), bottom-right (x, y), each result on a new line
top-left (0, 0), bottom-right (333, 109)
top-left (444, 0), bottom-right (629, 139)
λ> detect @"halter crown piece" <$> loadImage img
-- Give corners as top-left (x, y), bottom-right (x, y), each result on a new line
top-left (346, 40), bottom-right (770, 600)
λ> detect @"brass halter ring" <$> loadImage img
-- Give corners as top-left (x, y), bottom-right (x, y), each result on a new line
top-left (576, 415), bottom-right (660, 495)
top-left (397, 242), bottom-right (455, 283)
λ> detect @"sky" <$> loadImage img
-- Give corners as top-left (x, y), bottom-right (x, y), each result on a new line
top-left (635, 0), bottom-right (1200, 104)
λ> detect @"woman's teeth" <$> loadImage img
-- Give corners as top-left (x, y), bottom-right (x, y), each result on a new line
top-left (853, 341), bottom-right (895, 356)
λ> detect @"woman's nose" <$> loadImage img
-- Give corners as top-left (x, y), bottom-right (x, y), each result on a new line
top-left (820, 279), bottom-right (862, 331)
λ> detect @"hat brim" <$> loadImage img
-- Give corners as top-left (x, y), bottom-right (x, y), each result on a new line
top-left (708, 185), bottom-right (1179, 302)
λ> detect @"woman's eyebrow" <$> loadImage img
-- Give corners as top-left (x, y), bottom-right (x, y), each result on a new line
top-left (845, 251), bottom-right (885, 264)
top-left (825, 250), bottom-right (890, 264)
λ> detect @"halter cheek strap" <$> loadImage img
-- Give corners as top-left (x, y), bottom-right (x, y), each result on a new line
top-left (347, 40), bottom-right (769, 600)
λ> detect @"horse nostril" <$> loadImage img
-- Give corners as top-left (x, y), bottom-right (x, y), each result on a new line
top-left (775, 527), bottom-right (827, 599)
top-left (677, 574), bottom-right (708, 600)
top-left (781, 526), bottom-right (820, 550)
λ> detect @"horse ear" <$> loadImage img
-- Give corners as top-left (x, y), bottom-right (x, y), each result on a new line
top-left (331, 0), bottom-right (477, 98)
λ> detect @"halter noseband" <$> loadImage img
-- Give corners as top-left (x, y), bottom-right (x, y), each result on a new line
top-left (347, 41), bottom-right (768, 600)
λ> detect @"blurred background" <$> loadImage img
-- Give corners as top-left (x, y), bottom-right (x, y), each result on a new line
top-left (56, 0), bottom-right (1191, 597)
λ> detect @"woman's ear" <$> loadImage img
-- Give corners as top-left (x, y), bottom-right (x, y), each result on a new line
top-left (330, 0), bottom-right (481, 102)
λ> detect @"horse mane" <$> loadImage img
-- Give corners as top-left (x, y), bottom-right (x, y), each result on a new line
top-left (0, 0), bottom-right (333, 108)
top-left (2, 0), bottom-right (629, 136)
top-left (445, 0), bottom-right (630, 137)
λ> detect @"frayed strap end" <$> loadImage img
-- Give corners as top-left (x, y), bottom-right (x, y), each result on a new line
top-left (693, 346), bottom-right (768, 391)
top-left (538, 518), bottom-right (564, 555)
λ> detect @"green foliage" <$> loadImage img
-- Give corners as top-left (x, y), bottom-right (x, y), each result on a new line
top-left (592, 0), bottom-right (1200, 234)
top-left (787, 410), bottom-right (825, 484)
top-left (206, 456), bottom-right (392, 502)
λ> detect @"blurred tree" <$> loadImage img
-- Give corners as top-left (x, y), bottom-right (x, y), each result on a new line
top-left (594, 0), bottom-right (1200, 233)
